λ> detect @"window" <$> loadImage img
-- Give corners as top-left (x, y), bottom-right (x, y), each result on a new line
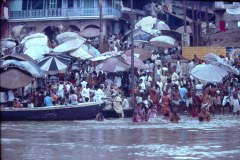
top-left (77, 0), bottom-right (81, 8)
top-left (68, 0), bottom-right (74, 8)
top-left (49, 0), bottom-right (57, 9)
top-left (32, 1), bottom-right (44, 9)
top-left (84, 0), bottom-right (94, 8)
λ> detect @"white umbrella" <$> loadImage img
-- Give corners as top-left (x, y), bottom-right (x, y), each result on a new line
top-left (204, 53), bottom-right (239, 75)
top-left (1, 39), bottom-right (16, 49)
top-left (90, 51), bottom-right (122, 62)
top-left (150, 36), bottom-right (178, 48)
top-left (12, 25), bottom-right (25, 37)
top-left (155, 21), bottom-right (170, 30)
top-left (24, 46), bottom-right (50, 60)
top-left (191, 64), bottom-right (228, 83)
top-left (56, 32), bottom-right (85, 44)
top-left (24, 36), bottom-right (48, 49)
top-left (69, 45), bottom-right (94, 60)
top-left (135, 16), bottom-right (157, 30)
top-left (226, 7), bottom-right (240, 15)
top-left (21, 33), bottom-right (46, 44)
top-left (53, 38), bottom-right (85, 53)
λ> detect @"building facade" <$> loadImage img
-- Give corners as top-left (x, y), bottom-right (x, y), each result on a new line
top-left (8, 0), bottom-right (122, 38)
top-left (1, 0), bottom-right (10, 39)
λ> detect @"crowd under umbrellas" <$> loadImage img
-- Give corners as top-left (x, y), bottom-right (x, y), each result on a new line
top-left (0, 16), bottom-right (240, 123)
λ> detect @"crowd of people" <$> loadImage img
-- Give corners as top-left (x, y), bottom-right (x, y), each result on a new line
top-left (1, 52), bottom-right (239, 123)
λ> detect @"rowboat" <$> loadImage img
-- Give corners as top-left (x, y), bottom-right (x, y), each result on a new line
top-left (0, 102), bottom-right (105, 121)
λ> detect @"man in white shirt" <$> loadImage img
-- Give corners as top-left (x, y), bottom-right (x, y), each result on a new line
top-left (171, 69), bottom-right (179, 85)
top-left (93, 86), bottom-right (105, 103)
top-left (187, 60), bottom-right (195, 77)
top-left (81, 84), bottom-right (91, 102)
top-left (176, 58), bottom-right (182, 78)
top-left (114, 74), bottom-right (122, 88)
top-left (81, 78), bottom-right (88, 89)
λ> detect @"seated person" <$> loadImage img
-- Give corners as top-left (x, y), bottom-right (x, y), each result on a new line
top-left (68, 90), bottom-right (78, 105)
top-left (13, 99), bottom-right (24, 108)
top-left (44, 92), bottom-right (53, 106)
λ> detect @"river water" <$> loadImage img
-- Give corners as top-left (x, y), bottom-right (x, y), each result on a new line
top-left (1, 114), bottom-right (240, 160)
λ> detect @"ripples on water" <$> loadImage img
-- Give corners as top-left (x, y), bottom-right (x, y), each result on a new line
top-left (1, 115), bottom-right (240, 160)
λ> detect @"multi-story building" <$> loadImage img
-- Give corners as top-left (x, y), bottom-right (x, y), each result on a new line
top-left (8, 0), bottom-right (122, 39)
top-left (1, 0), bottom-right (10, 39)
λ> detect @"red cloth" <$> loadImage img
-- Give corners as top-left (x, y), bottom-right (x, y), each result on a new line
top-left (219, 21), bottom-right (226, 32)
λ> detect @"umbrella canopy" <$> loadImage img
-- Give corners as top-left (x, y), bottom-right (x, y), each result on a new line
top-left (80, 28), bottom-right (99, 38)
top-left (68, 25), bottom-right (80, 32)
top-left (56, 32), bottom-right (84, 44)
top-left (53, 38), bottom-right (85, 53)
top-left (131, 29), bottom-right (152, 41)
top-left (69, 44), bottom-right (96, 60)
top-left (125, 48), bottom-right (152, 61)
top-left (155, 21), bottom-right (170, 30)
top-left (135, 16), bottom-right (157, 30)
top-left (96, 56), bottom-right (130, 73)
top-left (204, 53), bottom-right (239, 75)
top-left (90, 51), bottom-right (122, 62)
top-left (150, 36), bottom-right (178, 48)
top-left (21, 33), bottom-right (47, 44)
top-left (37, 55), bottom-right (71, 75)
top-left (0, 68), bottom-right (33, 89)
top-left (160, 30), bottom-right (182, 42)
top-left (191, 64), bottom-right (228, 83)
top-left (1, 59), bottom-right (45, 78)
top-left (123, 55), bottom-right (148, 70)
top-left (12, 25), bottom-right (25, 38)
top-left (1, 39), bottom-right (17, 49)
top-left (24, 45), bottom-right (50, 60)
top-left (176, 26), bottom-right (192, 34)
top-left (24, 36), bottom-right (48, 49)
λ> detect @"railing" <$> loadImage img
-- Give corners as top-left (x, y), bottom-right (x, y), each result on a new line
top-left (10, 7), bottom-right (121, 20)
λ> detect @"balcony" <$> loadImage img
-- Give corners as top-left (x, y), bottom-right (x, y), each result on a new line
top-left (9, 7), bottom-right (121, 22)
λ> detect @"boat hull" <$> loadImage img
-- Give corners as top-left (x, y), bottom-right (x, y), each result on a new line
top-left (0, 102), bottom-right (105, 121)
top-left (102, 108), bottom-right (134, 118)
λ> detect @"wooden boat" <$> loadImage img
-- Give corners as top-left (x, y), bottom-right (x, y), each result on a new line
top-left (0, 102), bottom-right (105, 121)
top-left (102, 108), bottom-right (134, 118)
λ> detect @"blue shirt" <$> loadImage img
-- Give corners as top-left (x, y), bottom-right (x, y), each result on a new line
top-left (44, 96), bottom-right (53, 106)
top-left (179, 87), bottom-right (187, 102)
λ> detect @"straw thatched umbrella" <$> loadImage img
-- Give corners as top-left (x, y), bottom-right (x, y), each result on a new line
top-left (0, 68), bottom-right (33, 89)
top-left (125, 48), bottom-right (152, 61)
top-left (150, 36), bottom-right (178, 48)
top-left (79, 28), bottom-right (100, 38)
top-left (56, 31), bottom-right (84, 44)
top-left (96, 56), bottom-right (130, 73)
